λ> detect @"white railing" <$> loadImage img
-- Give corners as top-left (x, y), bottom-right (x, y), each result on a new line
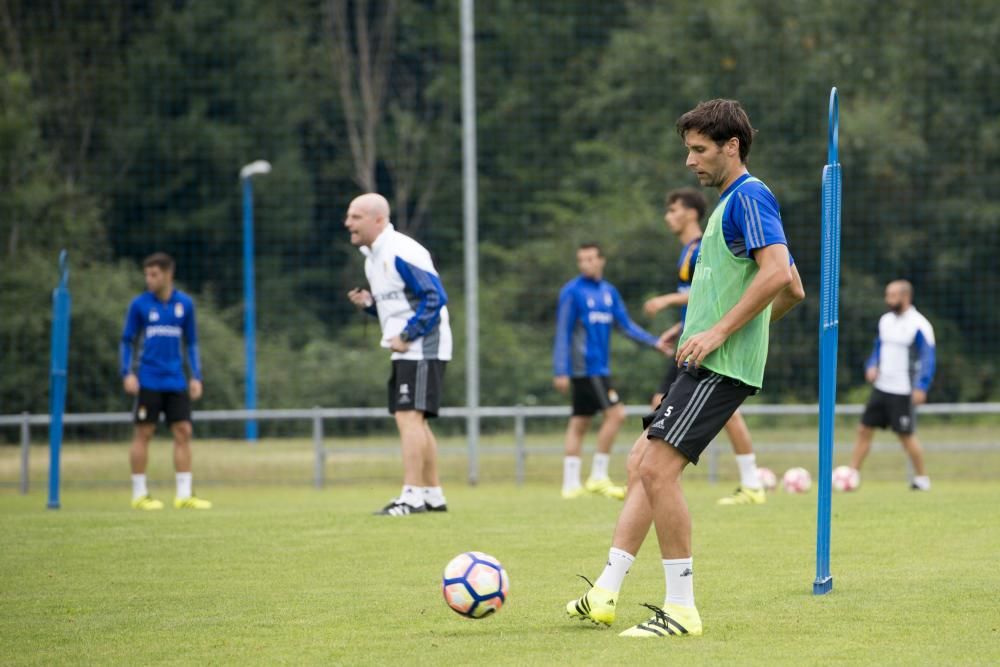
top-left (4, 402), bottom-right (1000, 493)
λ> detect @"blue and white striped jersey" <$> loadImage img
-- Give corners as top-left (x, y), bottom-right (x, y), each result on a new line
top-left (120, 290), bottom-right (201, 392)
top-left (553, 276), bottom-right (659, 378)
top-left (360, 224), bottom-right (452, 361)
top-left (866, 306), bottom-right (937, 395)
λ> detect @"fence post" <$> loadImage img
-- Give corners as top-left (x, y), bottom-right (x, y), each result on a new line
top-left (20, 412), bottom-right (30, 495)
top-left (312, 407), bottom-right (325, 489)
top-left (514, 405), bottom-right (526, 486)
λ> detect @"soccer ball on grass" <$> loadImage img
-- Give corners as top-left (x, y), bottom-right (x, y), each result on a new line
top-left (782, 467), bottom-right (812, 493)
top-left (442, 551), bottom-right (509, 618)
top-left (756, 466), bottom-right (778, 491)
top-left (832, 465), bottom-right (860, 492)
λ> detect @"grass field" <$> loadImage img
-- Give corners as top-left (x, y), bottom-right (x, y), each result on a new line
top-left (3, 477), bottom-right (999, 665)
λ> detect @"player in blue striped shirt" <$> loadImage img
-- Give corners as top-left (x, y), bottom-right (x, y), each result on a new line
top-left (120, 253), bottom-right (210, 510)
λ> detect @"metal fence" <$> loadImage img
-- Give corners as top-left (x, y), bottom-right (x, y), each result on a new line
top-left (5, 402), bottom-right (999, 494)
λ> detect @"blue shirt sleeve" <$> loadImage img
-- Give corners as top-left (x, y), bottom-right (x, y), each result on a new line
top-left (913, 330), bottom-right (936, 392)
top-left (865, 337), bottom-right (880, 371)
top-left (610, 286), bottom-right (659, 347)
top-left (183, 297), bottom-right (202, 381)
top-left (552, 285), bottom-right (576, 376)
top-left (120, 299), bottom-right (142, 377)
top-left (723, 181), bottom-right (788, 259)
top-left (394, 256), bottom-right (448, 341)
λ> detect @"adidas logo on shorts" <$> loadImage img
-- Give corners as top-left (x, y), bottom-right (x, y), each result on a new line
top-left (651, 418), bottom-right (666, 430)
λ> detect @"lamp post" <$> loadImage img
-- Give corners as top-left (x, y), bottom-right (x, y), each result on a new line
top-left (240, 160), bottom-right (271, 442)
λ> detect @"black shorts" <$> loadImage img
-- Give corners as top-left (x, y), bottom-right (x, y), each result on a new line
top-left (571, 376), bottom-right (621, 417)
top-left (388, 359), bottom-right (446, 418)
top-left (134, 388), bottom-right (191, 425)
top-left (642, 367), bottom-right (754, 464)
top-left (861, 388), bottom-right (915, 434)
top-left (657, 362), bottom-right (680, 396)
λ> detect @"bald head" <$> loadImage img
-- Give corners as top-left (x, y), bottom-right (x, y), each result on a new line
top-left (885, 279), bottom-right (913, 314)
top-left (345, 193), bottom-right (391, 247)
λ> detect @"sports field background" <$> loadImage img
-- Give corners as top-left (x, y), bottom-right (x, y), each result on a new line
top-left (3, 479), bottom-right (998, 665)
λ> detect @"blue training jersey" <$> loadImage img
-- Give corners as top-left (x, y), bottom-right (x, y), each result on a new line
top-left (553, 276), bottom-right (659, 378)
top-left (676, 238), bottom-right (701, 326)
top-left (120, 290), bottom-right (202, 392)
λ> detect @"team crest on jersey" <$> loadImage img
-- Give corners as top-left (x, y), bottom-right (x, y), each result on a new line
top-left (607, 389), bottom-right (619, 403)
top-left (604, 292), bottom-right (613, 307)
top-left (587, 298), bottom-right (595, 308)
top-left (174, 302), bottom-right (184, 318)
top-left (149, 310), bottom-right (160, 322)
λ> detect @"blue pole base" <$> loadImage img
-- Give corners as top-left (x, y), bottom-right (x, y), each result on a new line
top-left (46, 501), bottom-right (61, 510)
top-left (246, 421), bottom-right (258, 442)
top-left (813, 576), bottom-right (833, 595)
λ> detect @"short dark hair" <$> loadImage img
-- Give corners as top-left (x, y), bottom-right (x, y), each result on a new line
top-left (676, 99), bottom-right (756, 163)
top-left (143, 252), bottom-right (175, 272)
top-left (577, 242), bottom-right (603, 257)
top-left (666, 188), bottom-right (707, 221)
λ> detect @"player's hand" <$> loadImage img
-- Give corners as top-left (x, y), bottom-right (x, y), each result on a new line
top-left (388, 335), bottom-right (410, 353)
top-left (189, 379), bottom-right (203, 401)
top-left (654, 334), bottom-right (674, 356)
top-left (643, 295), bottom-right (672, 317)
top-left (911, 389), bottom-right (927, 405)
top-left (865, 366), bottom-right (878, 384)
top-left (553, 376), bottom-right (570, 394)
top-left (675, 326), bottom-right (727, 368)
top-left (347, 287), bottom-right (374, 309)
top-left (123, 373), bottom-right (139, 396)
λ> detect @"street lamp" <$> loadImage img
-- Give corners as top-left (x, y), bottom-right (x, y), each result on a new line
top-left (240, 160), bottom-right (271, 442)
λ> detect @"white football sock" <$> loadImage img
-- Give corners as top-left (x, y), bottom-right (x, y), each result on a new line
top-left (594, 547), bottom-right (635, 593)
top-left (400, 485), bottom-right (425, 507)
top-left (562, 456), bottom-right (582, 491)
top-left (175, 472), bottom-right (192, 500)
top-left (423, 486), bottom-right (446, 507)
top-left (912, 475), bottom-right (931, 490)
top-left (663, 557), bottom-right (695, 608)
top-left (131, 474), bottom-right (148, 501)
top-left (590, 452), bottom-right (610, 480)
top-left (735, 454), bottom-right (762, 490)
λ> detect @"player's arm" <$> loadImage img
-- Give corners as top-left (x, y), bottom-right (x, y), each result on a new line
top-left (392, 256), bottom-right (448, 351)
top-left (183, 299), bottom-right (203, 400)
top-left (611, 287), bottom-right (666, 352)
top-left (552, 288), bottom-right (575, 392)
top-left (912, 326), bottom-right (936, 405)
top-left (769, 260), bottom-right (805, 322)
top-left (120, 301), bottom-right (141, 395)
top-left (643, 291), bottom-right (688, 317)
top-left (864, 336), bottom-right (880, 383)
top-left (677, 243), bottom-right (793, 367)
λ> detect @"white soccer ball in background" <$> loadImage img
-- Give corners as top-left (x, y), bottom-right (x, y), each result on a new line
top-left (442, 551), bottom-right (509, 618)
top-left (832, 465), bottom-right (860, 492)
top-left (756, 467), bottom-right (778, 492)
top-left (782, 467), bottom-right (812, 493)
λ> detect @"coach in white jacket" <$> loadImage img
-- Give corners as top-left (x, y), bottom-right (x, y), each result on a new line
top-left (346, 193), bottom-right (453, 516)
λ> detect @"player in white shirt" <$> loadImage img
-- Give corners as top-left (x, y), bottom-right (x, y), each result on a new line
top-left (848, 280), bottom-right (937, 490)
top-left (345, 193), bottom-right (452, 515)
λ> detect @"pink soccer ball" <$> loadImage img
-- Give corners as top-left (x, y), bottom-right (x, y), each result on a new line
top-left (442, 551), bottom-right (509, 618)
top-left (756, 466), bottom-right (778, 492)
top-left (782, 467), bottom-right (812, 493)
top-left (832, 466), bottom-right (860, 492)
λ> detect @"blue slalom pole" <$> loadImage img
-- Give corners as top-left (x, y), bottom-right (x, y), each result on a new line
top-left (239, 160), bottom-right (271, 442)
top-left (814, 87), bottom-right (841, 594)
top-left (47, 250), bottom-right (71, 510)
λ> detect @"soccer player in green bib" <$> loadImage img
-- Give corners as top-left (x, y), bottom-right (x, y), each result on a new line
top-left (566, 99), bottom-right (805, 637)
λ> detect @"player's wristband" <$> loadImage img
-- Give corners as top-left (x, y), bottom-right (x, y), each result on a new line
top-left (398, 331), bottom-right (410, 343)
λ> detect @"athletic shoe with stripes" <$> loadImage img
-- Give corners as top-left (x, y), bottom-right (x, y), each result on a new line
top-left (173, 495), bottom-right (212, 510)
top-left (585, 477), bottom-right (626, 500)
top-left (717, 486), bottom-right (766, 505)
top-left (131, 495), bottom-right (164, 511)
top-left (373, 499), bottom-right (427, 516)
top-left (618, 603), bottom-right (702, 638)
top-left (566, 576), bottom-right (617, 626)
